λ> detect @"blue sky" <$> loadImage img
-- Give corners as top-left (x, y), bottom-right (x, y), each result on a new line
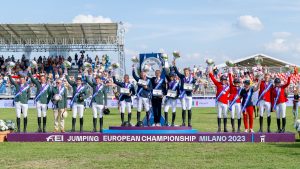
top-left (1, 0), bottom-right (300, 69)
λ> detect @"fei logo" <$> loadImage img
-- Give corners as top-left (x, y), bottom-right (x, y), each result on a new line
top-left (46, 135), bottom-right (64, 142)
top-left (260, 135), bottom-right (266, 142)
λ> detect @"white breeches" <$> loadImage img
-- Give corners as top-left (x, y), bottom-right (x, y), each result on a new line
top-left (230, 103), bottom-right (241, 119)
top-left (120, 101), bottom-right (132, 114)
top-left (137, 97), bottom-right (150, 112)
top-left (15, 102), bottom-right (28, 118)
top-left (92, 103), bottom-right (104, 118)
top-left (164, 98), bottom-right (177, 113)
top-left (275, 103), bottom-right (286, 118)
top-left (258, 100), bottom-right (271, 117)
top-left (180, 95), bottom-right (193, 110)
top-left (72, 103), bottom-right (85, 118)
top-left (217, 102), bottom-right (228, 118)
top-left (36, 101), bottom-right (47, 117)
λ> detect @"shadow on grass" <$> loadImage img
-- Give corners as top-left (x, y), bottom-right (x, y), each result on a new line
top-left (269, 139), bottom-right (300, 148)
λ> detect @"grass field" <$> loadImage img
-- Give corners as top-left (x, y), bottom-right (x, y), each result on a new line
top-left (0, 107), bottom-right (300, 169)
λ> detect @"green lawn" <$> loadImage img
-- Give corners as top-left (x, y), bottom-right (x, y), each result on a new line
top-left (0, 107), bottom-right (300, 169)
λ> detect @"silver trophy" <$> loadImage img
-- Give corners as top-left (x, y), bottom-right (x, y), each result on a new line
top-left (205, 58), bottom-right (214, 74)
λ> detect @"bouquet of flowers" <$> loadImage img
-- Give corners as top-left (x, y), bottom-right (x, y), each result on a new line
top-left (131, 56), bottom-right (139, 63)
top-left (111, 63), bottom-right (120, 69)
top-left (4, 120), bottom-right (15, 131)
top-left (172, 51), bottom-right (180, 60)
top-left (0, 120), bottom-right (8, 131)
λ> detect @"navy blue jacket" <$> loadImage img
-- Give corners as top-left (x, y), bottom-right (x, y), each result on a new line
top-left (173, 66), bottom-right (196, 97)
top-left (132, 70), bottom-right (153, 98)
top-left (150, 77), bottom-right (167, 99)
top-left (113, 76), bottom-right (135, 102)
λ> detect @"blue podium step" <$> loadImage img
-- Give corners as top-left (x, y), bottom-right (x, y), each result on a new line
top-left (103, 126), bottom-right (198, 134)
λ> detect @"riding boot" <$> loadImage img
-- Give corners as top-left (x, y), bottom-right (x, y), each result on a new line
top-left (181, 110), bottom-right (186, 126)
top-left (188, 110), bottom-right (192, 127)
top-left (99, 117), bottom-right (103, 133)
top-left (171, 112), bottom-right (176, 126)
top-left (79, 118), bottom-right (83, 132)
top-left (37, 117), bottom-right (42, 132)
top-left (42, 117), bottom-right (47, 133)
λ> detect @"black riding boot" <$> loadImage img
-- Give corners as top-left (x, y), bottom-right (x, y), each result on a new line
top-left (259, 116), bottom-right (263, 132)
top-left (181, 110), bottom-right (186, 126)
top-left (237, 118), bottom-right (241, 133)
top-left (267, 116), bottom-right (271, 133)
top-left (231, 118), bottom-right (235, 132)
top-left (137, 111), bottom-right (141, 122)
top-left (188, 110), bottom-right (192, 127)
top-left (217, 118), bottom-right (221, 132)
top-left (99, 117), bottom-right (103, 133)
top-left (42, 117), bottom-right (47, 133)
top-left (121, 113), bottom-right (125, 126)
top-left (146, 111), bottom-right (150, 126)
top-left (23, 117), bottom-right (27, 133)
top-left (277, 118), bottom-right (281, 133)
top-left (164, 112), bottom-right (168, 126)
top-left (282, 118), bottom-right (286, 133)
top-left (16, 117), bottom-right (20, 133)
top-left (128, 113), bottom-right (132, 126)
top-left (71, 118), bottom-right (76, 132)
top-left (37, 117), bottom-right (42, 132)
top-left (223, 118), bottom-right (228, 132)
top-left (93, 118), bottom-right (97, 132)
top-left (171, 112), bottom-right (176, 126)
top-left (79, 118), bottom-right (83, 132)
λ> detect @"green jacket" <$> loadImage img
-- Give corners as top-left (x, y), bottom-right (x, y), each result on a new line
top-left (51, 86), bottom-right (67, 109)
top-left (9, 75), bottom-right (30, 104)
top-left (28, 73), bottom-right (51, 104)
top-left (86, 76), bottom-right (107, 106)
top-left (66, 75), bottom-right (88, 105)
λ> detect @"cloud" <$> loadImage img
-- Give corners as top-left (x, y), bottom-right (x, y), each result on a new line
top-left (264, 38), bottom-right (290, 52)
top-left (237, 15), bottom-right (264, 31)
top-left (272, 31), bottom-right (291, 38)
top-left (72, 14), bottom-right (113, 23)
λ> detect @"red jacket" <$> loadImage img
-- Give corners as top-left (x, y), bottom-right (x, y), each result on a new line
top-left (209, 73), bottom-right (229, 104)
top-left (228, 73), bottom-right (241, 103)
top-left (259, 80), bottom-right (272, 102)
top-left (271, 76), bottom-right (291, 107)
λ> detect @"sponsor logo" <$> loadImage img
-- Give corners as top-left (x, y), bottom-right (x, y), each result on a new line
top-left (46, 135), bottom-right (64, 142)
top-left (260, 135), bottom-right (266, 142)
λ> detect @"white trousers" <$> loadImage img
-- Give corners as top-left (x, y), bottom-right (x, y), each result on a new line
top-left (72, 103), bottom-right (85, 118)
top-left (120, 101), bottom-right (132, 114)
top-left (230, 103), bottom-right (241, 119)
top-left (36, 101), bottom-right (47, 117)
top-left (92, 103), bottom-right (104, 118)
top-left (15, 102), bottom-right (28, 118)
top-left (258, 100), bottom-right (271, 117)
top-left (164, 98), bottom-right (177, 113)
top-left (216, 102), bottom-right (228, 118)
top-left (180, 95), bottom-right (193, 110)
top-left (137, 97), bottom-right (150, 112)
top-left (275, 103), bottom-right (286, 118)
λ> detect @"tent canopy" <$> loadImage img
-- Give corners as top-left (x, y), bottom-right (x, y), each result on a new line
top-left (216, 53), bottom-right (299, 68)
top-left (0, 23), bottom-right (118, 45)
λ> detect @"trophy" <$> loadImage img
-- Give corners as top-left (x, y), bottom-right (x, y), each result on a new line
top-left (225, 60), bottom-right (235, 67)
top-left (205, 58), bottom-right (214, 74)
top-left (131, 55), bottom-right (139, 63)
top-left (6, 61), bottom-right (15, 75)
top-left (283, 65), bottom-right (295, 74)
top-left (111, 63), bottom-right (120, 70)
top-left (30, 60), bottom-right (37, 69)
top-left (172, 51), bottom-right (181, 61)
top-left (161, 53), bottom-right (169, 68)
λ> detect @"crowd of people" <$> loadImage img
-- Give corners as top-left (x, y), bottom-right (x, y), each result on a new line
top-left (0, 53), bottom-right (299, 134)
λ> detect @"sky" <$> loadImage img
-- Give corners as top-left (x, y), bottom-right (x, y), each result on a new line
top-left (1, 0), bottom-right (300, 71)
